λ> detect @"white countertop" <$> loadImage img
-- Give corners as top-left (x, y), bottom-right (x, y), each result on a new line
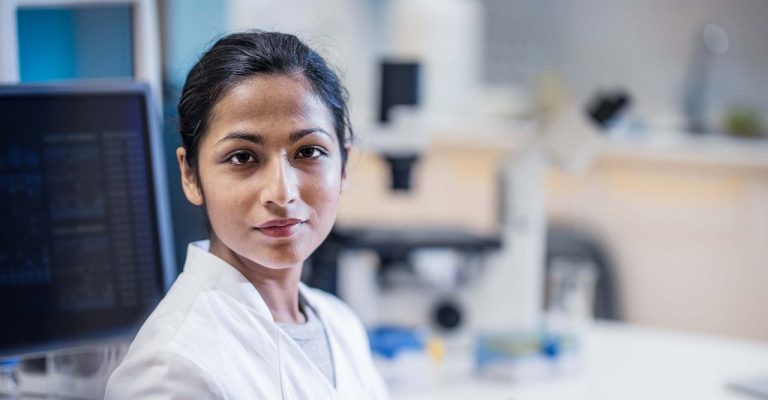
top-left (391, 321), bottom-right (768, 400)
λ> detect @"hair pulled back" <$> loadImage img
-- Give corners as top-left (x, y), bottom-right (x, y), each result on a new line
top-left (178, 30), bottom-right (352, 171)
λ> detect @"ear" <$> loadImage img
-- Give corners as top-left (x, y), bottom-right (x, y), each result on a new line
top-left (177, 147), bottom-right (204, 206)
top-left (340, 144), bottom-right (351, 192)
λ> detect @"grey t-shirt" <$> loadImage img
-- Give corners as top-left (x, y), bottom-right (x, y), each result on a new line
top-left (276, 297), bottom-right (336, 387)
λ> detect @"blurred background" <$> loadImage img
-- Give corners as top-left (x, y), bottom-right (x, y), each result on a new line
top-left (1, 0), bottom-right (768, 398)
top-left (150, 0), bottom-right (768, 341)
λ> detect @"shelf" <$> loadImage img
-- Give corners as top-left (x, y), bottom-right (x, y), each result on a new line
top-left (598, 132), bottom-right (768, 169)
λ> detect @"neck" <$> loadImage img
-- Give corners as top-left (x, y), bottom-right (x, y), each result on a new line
top-left (208, 236), bottom-right (306, 324)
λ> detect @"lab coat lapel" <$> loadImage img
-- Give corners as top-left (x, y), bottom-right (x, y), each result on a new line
top-left (188, 242), bottom-right (361, 398)
top-left (186, 240), bottom-right (274, 318)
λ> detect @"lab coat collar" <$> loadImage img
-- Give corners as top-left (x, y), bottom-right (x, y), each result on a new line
top-left (183, 240), bottom-right (319, 322)
top-left (184, 241), bottom-right (340, 391)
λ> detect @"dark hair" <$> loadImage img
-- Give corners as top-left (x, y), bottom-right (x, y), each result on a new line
top-left (178, 30), bottom-right (352, 172)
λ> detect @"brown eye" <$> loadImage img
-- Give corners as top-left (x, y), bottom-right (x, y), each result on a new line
top-left (296, 146), bottom-right (326, 159)
top-left (227, 152), bottom-right (256, 165)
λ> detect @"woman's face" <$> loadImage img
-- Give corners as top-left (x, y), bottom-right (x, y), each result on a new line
top-left (177, 74), bottom-right (347, 270)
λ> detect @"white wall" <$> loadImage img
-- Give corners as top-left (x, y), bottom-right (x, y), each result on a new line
top-left (225, 0), bottom-right (483, 128)
top-left (483, 0), bottom-right (768, 130)
top-left (226, 0), bottom-right (379, 127)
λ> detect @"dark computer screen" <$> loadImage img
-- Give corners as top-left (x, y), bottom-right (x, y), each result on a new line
top-left (0, 84), bottom-right (171, 357)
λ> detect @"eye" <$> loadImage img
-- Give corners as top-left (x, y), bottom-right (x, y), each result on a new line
top-left (296, 146), bottom-right (327, 159)
top-left (226, 151), bottom-right (256, 165)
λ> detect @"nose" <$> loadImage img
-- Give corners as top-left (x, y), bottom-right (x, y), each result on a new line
top-left (259, 155), bottom-right (298, 207)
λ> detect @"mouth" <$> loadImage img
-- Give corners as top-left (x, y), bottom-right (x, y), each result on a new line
top-left (254, 218), bottom-right (305, 238)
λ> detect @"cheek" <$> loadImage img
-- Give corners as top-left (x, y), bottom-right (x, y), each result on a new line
top-left (199, 170), bottom-right (251, 223)
top-left (303, 169), bottom-right (342, 220)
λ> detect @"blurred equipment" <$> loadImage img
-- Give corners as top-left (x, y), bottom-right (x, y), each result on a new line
top-left (375, 60), bottom-right (425, 191)
top-left (310, 227), bottom-right (501, 331)
top-left (586, 90), bottom-right (632, 129)
top-left (0, 83), bottom-right (175, 399)
top-left (536, 76), bottom-right (632, 172)
top-left (433, 299), bottom-right (463, 331)
top-left (544, 227), bottom-right (621, 321)
top-left (683, 23), bottom-right (730, 134)
top-left (474, 330), bottom-right (579, 381)
top-left (368, 326), bottom-right (443, 393)
top-left (379, 61), bottom-right (420, 124)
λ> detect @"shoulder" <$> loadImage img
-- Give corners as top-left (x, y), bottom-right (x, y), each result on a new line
top-left (124, 272), bottom-right (209, 352)
top-left (108, 287), bottom-right (278, 399)
top-left (121, 269), bottom-right (272, 373)
top-left (105, 347), bottom-right (224, 400)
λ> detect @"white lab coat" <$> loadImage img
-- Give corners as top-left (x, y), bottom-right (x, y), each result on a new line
top-left (105, 241), bottom-right (388, 400)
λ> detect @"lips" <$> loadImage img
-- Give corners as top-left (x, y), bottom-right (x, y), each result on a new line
top-left (254, 218), bottom-right (304, 238)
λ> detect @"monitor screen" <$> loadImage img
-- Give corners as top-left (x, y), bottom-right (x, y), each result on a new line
top-left (0, 83), bottom-right (173, 357)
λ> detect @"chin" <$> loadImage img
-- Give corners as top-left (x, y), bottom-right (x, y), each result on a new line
top-left (252, 247), bottom-right (308, 270)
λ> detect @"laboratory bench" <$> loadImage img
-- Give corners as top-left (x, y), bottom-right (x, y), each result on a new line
top-left (392, 321), bottom-right (768, 400)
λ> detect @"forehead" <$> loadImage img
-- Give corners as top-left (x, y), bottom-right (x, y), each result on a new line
top-left (206, 74), bottom-right (334, 140)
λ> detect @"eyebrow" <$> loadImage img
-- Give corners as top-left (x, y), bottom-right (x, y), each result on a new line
top-left (216, 128), bottom-right (332, 146)
top-left (290, 128), bottom-right (333, 143)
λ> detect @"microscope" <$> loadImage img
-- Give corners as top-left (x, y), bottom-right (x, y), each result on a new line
top-left (305, 60), bottom-right (502, 332)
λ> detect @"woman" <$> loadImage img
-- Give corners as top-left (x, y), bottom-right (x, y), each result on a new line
top-left (106, 31), bottom-right (388, 399)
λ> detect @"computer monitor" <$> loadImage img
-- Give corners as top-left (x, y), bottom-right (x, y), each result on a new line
top-left (0, 83), bottom-right (175, 358)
